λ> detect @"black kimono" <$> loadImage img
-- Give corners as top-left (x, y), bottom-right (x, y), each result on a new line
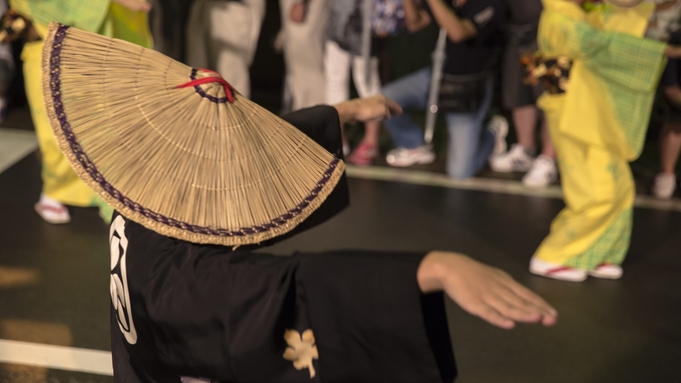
top-left (110, 106), bottom-right (457, 383)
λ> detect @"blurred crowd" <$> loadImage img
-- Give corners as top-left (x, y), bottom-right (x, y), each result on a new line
top-left (1, 0), bottom-right (681, 224)
top-left (147, 0), bottom-right (680, 197)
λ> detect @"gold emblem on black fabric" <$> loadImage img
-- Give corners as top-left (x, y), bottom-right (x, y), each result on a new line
top-left (283, 329), bottom-right (319, 378)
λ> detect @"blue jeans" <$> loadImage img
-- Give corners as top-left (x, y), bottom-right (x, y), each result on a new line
top-left (382, 67), bottom-right (495, 179)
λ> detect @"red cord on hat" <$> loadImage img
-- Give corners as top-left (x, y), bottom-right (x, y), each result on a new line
top-left (175, 69), bottom-right (235, 103)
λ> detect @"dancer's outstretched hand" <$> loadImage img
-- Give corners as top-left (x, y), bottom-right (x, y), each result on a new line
top-left (334, 95), bottom-right (403, 125)
top-left (418, 251), bottom-right (558, 329)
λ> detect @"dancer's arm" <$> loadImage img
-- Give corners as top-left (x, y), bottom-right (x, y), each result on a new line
top-left (333, 95), bottom-right (403, 125)
top-left (418, 251), bottom-right (558, 329)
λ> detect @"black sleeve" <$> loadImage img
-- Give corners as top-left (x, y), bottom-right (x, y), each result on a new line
top-left (112, 215), bottom-right (456, 383)
top-left (281, 105), bottom-right (346, 160)
top-left (459, 0), bottom-right (503, 40)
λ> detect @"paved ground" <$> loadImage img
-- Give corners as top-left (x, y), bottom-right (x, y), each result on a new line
top-left (1, 128), bottom-right (680, 382)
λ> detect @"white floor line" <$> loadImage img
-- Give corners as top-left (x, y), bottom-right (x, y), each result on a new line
top-left (0, 128), bottom-right (38, 174)
top-left (346, 165), bottom-right (681, 213)
top-left (0, 339), bottom-right (113, 376)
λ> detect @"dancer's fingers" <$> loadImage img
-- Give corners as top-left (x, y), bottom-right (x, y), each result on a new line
top-left (471, 303), bottom-right (516, 329)
top-left (491, 270), bottom-right (558, 318)
top-left (541, 313), bottom-right (558, 326)
top-left (506, 283), bottom-right (558, 323)
top-left (485, 288), bottom-right (544, 323)
top-left (500, 278), bottom-right (558, 319)
top-left (384, 97), bottom-right (403, 118)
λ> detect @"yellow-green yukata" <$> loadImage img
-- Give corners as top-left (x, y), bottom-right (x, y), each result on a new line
top-left (534, 0), bottom-right (667, 270)
top-left (11, 0), bottom-right (152, 221)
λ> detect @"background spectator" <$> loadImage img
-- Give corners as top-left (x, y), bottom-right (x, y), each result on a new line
top-left (280, 0), bottom-right (329, 112)
top-left (645, 0), bottom-right (681, 41)
top-left (325, 0), bottom-right (405, 165)
top-left (382, 0), bottom-right (505, 179)
top-left (489, 0), bottom-right (557, 188)
top-left (186, 0), bottom-right (266, 98)
top-left (654, 29), bottom-right (681, 199)
top-left (147, 0), bottom-right (193, 63)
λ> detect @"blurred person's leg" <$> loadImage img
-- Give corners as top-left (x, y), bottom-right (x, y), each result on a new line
top-left (382, 68), bottom-right (435, 167)
top-left (493, 37), bottom-right (557, 188)
top-left (653, 121), bottom-right (681, 198)
top-left (530, 95), bottom-right (632, 281)
top-left (147, 0), bottom-right (167, 57)
top-left (382, 68), bottom-right (431, 149)
top-left (539, 120), bottom-right (555, 158)
top-left (281, 0), bottom-right (329, 111)
top-left (148, 0), bottom-right (193, 62)
top-left (352, 55), bottom-right (381, 100)
top-left (499, 40), bottom-right (539, 158)
top-left (520, 112), bottom-right (558, 188)
top-left (348, 53), bottom-right (382, 165)
top-left (512, 105), bottom-right (539, 152)
top-left (23, 42), bottom-right (106, 224)
top-left (324, 40), bottom-right (352, 154)
top-left (444, 80), bottom-right (495, 179)
top-left (186, 0), bottom-right (211, 72)
top-left (187, 0), bottom-right (265, 98)
top-left (492, 45), bottom-right (538, 173)
top-left (324, 41), bottom-right (352, 105)
top-left (220, 0), bottom-right (265, 98)
top-left (532, 135), bottom-right (633, 275)
top-left (653, 98), bottom-right (681, 198)
top-left (660, 122), bottom-right (681, 174)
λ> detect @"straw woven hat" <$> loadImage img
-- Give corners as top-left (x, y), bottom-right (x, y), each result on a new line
top-left (42, 22), bottom-right (345, 246)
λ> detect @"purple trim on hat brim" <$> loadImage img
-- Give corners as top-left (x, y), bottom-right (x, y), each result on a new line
top-left (190, 68), bottom-right (234, 104)
top-left (49, 24), bottom-right (341, 238)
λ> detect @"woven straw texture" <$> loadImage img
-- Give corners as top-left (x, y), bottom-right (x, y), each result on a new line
top-left (42, 23), bottom-right (345, 246)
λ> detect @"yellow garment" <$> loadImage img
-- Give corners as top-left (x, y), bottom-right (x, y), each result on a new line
top-left (23, 42), bottom-right (105, 208)
top-left (18, 2), bottom-right (152, 221)
top-left (538, 0), bottom-right (666, 160)
top-left (534, 0), bottom-right (664, 269)
top-left (535, 94), bottom-right (634, 268)
top-left (10, 0), bottom-right (110, 36)
top-left (585, 2), bottom-right (654, 36)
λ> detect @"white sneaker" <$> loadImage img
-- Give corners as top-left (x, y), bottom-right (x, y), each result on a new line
top-left (587, 263), bottom-right (623, 279)
top-left (35, 194), bottom-right (71, 224)
top-left (652, 173), bottom-right (676, 199)
top-left (529, 257), bottom-right (587, 282)
top-left (522, 155), bottom-right (558, 189)
top-left (489, 144), bottom-right (535, 173)
top-left (487, 115), bottom-right (508, 156)
top-left (386, 145), bottom-right (435, 167)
